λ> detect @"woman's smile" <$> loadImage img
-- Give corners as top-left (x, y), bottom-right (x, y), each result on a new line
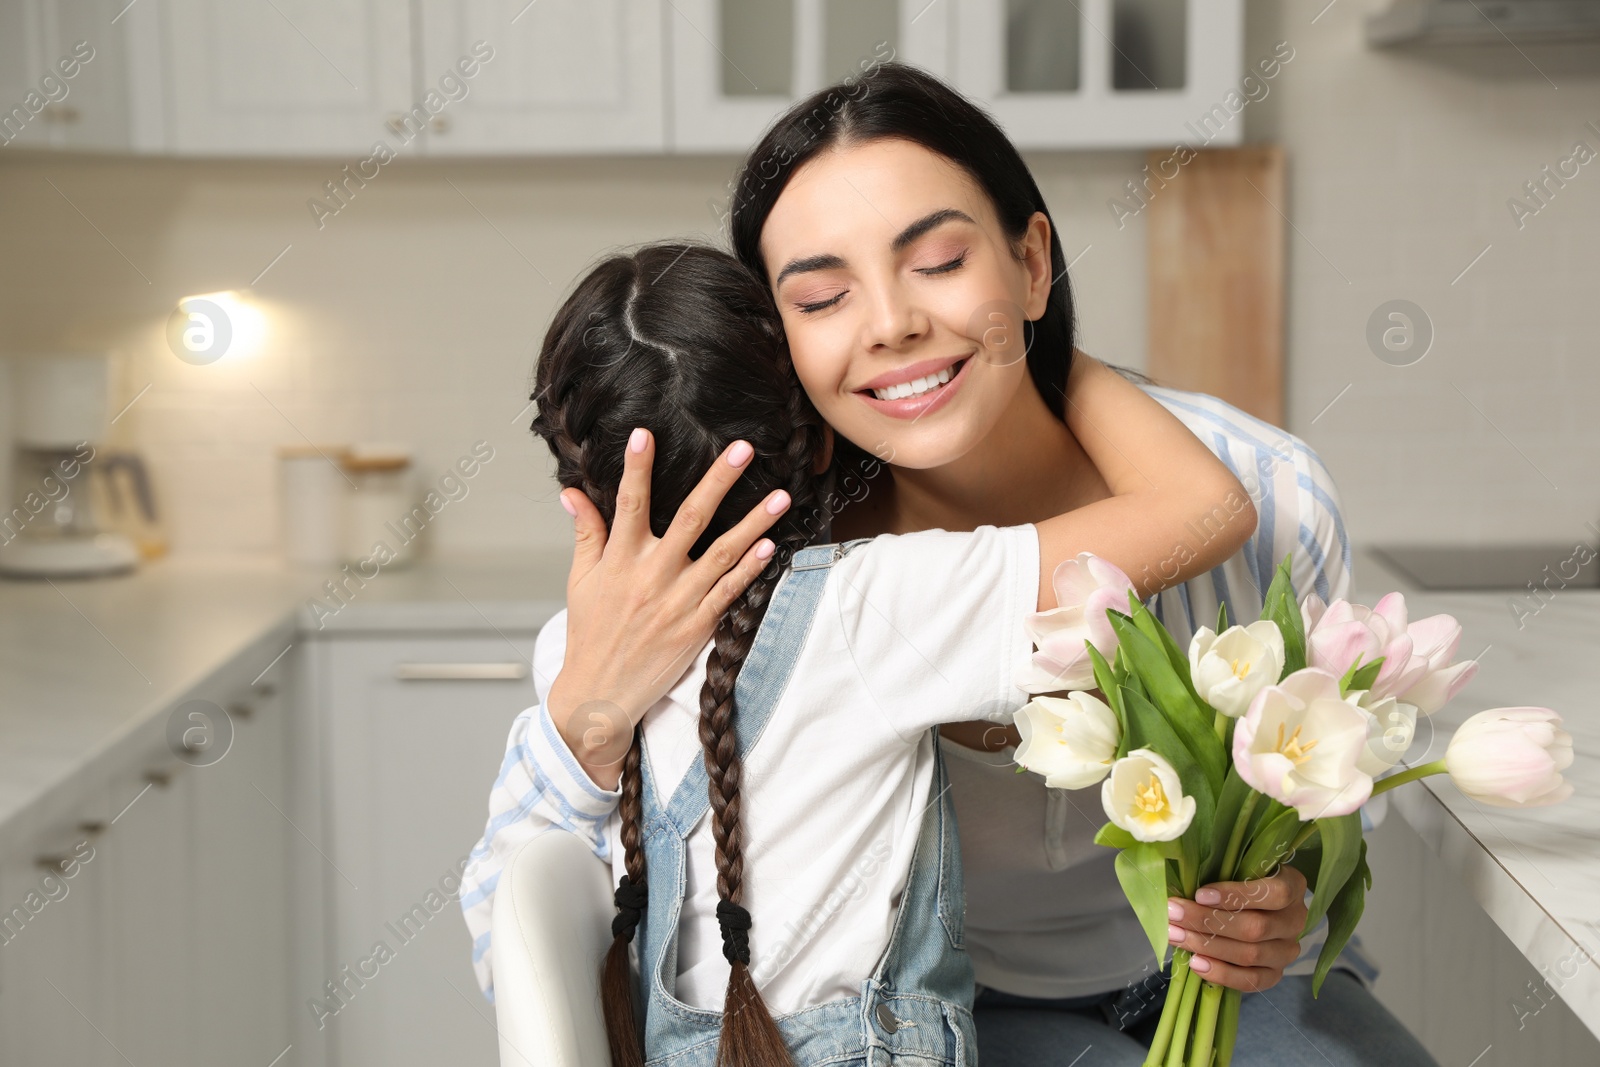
top-left (855, 352), bottom-right (974, 419)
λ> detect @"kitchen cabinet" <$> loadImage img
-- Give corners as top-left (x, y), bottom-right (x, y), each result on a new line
top-left (159, 0), bottom-right (417, 156)
top-left (668, 0), bottom-right (950, 152)
top-left (0, 0), bottom-right (161, 152)
top-left (0, 664), bottom-right (294, 1066)
top-left (314, 631), bottom-right (543, 1067)
top-left (953, 0), bottom-right (1246, 149)
top-left (416, 0), bottom-right (666, 154)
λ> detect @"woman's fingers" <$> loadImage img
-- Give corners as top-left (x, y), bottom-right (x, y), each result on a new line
top-left (686, 489), bottom-right (792, 592)
top-left (657, 440), bottom-right (757, 558)
top-left (702, 536), bottom-right (778, 619)
top-left (609, 427), bottom-right (656, 548)
top-left (1184, 953), bottom-right (1283, 993)
top-left (562, 488), bottom-right (609, 586)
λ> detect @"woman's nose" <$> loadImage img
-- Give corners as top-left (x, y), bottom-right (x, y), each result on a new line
top-left (863, 281), bottom-right (930, 352)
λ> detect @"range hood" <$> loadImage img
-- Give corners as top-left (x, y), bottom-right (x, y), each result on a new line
top-left (1367, 0), bottom-right (1600, 46)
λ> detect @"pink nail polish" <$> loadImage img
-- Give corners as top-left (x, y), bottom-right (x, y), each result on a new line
top-left (727, 441), bottom-right (753, 467)
top-left (755, 539), bottom-right (775, 560)
top-left (1190, 956), bottom-right (1211, 973)
top-left (765, 490), bottom-right (790, 515)
top-left (1168, 923), bottom-right (1185, 944)
top-left (559, 493), bottom-right (577, 517)
top-left (1195, 888), bottom-right (1222, 906)
top-left (1167, 900), bottom-right (1184, 921)
top-left (629, 428), bottom-right (648, 453)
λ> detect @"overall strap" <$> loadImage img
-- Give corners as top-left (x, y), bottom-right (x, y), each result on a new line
top-left (659, 539), bottom-right (869, 837)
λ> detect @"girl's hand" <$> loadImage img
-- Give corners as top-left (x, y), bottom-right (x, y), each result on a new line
top-left (547, 428), bottom-right (792, 789)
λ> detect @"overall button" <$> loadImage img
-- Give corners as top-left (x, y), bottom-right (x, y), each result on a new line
top-left (875, 1001), bottom-right (899, 1033)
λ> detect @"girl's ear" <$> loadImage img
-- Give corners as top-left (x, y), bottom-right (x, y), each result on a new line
top-left (814, 425), bottom-right (835, 474)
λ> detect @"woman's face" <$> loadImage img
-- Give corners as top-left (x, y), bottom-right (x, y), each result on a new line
top-left (759, 138), bottom-right (1054, 470)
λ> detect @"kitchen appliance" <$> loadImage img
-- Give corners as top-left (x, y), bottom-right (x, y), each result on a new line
top-left (0, 354), bottom-right (159, 580)
top-left (1368, 1), bottom-right (1600, 47)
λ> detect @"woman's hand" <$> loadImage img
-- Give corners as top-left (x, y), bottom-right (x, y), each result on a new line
top-left (1165, 865), bottom-right (1310, 992)
top-left (547, 428), bottom-right (792, 789)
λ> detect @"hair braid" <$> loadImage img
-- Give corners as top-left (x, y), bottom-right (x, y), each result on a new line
top-left (698, 396), bottom-right (823, 1067)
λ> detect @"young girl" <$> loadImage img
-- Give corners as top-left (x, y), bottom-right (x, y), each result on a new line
top-left (464, 242), bottom-right (1254, 1066)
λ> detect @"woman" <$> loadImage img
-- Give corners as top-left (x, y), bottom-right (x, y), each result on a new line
top-left (473, 64), bottom-right (1436, 1067)
top-left (488, 241), bottom-right (1253, 1066)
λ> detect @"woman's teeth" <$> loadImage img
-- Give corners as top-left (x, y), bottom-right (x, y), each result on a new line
top-left (871, 361), bottom-right (961, 402)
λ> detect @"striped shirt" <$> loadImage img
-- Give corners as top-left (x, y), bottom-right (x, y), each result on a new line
top-left (458, 383), bottom-right (1379, 1002)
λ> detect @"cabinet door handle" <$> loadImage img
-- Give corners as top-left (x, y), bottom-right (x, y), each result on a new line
top-left (394, 662), bottom-right (529, 681)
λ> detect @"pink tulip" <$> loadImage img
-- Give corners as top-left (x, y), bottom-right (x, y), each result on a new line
top-left (1233, 668), bottom-right (1374, 820)
top-left (1015, 554), bottom-right (1136, 694)
top-left (1301, 592), bottom-right (1430, 703)
top-left (1445, 708), bottom-right (1574, 808)
top-left (1392, 612), bottom-right (1479, 716)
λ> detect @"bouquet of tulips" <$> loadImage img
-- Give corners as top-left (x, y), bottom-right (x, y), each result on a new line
top-left (1012, 553), bottom-right (1573, 1067)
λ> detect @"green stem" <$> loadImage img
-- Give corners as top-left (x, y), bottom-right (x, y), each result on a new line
top-left (1287, 821), bottom-right (1319, 854)
top-left (1188, 981), bottom-right (1224, 1067)
top-left (1218, 791), bottom-right (1261, 881)
top-left (1212, 710), bottom-right (1227, 745)
top-left (1143, 951), bottom-right (1191, 1067)
top-left (1215, 988), bottom-right (1241, 1067)
top-left (1370, 758), bottom-right (1448, 797)
top-left (1163, 963), bottom-right (1205, 1067)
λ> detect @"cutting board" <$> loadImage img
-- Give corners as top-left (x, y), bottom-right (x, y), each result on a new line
top-left (1145, 144), bottom-right (1285, 428)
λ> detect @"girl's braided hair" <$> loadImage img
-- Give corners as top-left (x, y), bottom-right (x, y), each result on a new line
top-left (529, 243), bottom-right (827, 1067)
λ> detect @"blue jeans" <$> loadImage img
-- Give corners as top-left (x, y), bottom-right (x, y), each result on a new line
top-left (973, 970), bottom-right (1440, 1066)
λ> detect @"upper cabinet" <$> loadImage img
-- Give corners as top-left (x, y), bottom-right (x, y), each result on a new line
top-left (954, 0), bottom-right (1245, 149)
top-left (5, 0), bottom-right (1243, 156)
top-left (668, 0), bottom-right (949, 152)
top-left (416, 0), bottom-right (665, 154)
top-left (0, 0), bottom-right (161, 152)
top-left (160, 0), bottom-right (417, 156)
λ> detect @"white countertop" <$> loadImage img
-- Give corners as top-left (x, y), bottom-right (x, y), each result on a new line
top-left (0, 549), bottom-right (570, 858)
top-left (2, 543), bottom-right (1595, 1036)
top-left (1351, 547), bottom-right (1600, 1042)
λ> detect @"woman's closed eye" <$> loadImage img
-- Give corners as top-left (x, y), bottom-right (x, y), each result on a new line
top-left (792, 251), bottom-right (967, 314)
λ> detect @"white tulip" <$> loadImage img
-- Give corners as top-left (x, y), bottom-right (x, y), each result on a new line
top-left (1445, 707), bottom-right (1574, 808)
top-left (1101, 748), bottom-right (1196, 843)
top-left (1188, 620), bottom-right (1286, 718)
top-left (1014, 693), bottom-right (1122, 789)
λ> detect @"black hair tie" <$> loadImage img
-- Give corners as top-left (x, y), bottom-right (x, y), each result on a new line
top-left (612, 874), bottom-right (647, 942)
top-left (716, 899), bottom-right (753, 965)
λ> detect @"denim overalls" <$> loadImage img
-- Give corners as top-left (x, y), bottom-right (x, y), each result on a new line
top-left (632, 540), bottom-right (979, 1066)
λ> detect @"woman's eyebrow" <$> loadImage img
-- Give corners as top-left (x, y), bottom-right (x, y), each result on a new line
top-left (772, 208), bottom-right (978, 288)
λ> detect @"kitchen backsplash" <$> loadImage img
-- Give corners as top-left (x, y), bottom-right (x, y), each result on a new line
top-left (0, 0), bottom-right (1595, 559)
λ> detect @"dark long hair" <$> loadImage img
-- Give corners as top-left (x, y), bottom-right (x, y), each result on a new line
top-left (729, 62), bottom-right (1082, 422)
top-left (530, 244), bottom-right (823, 1067)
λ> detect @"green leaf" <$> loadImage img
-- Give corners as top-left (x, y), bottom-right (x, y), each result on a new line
top-left (1115, 842), bottom-right (1173, 965)
top-left (1094, 822), bottom-right (1139, 850)
top-left (1107, 613), bottom-right (1227, 796)
top-left (1119, 684), bottom-right (1215, 853)
top-left (1303, 813), bottom-right (1363, 935)
top-left (1086, 642), bottom-right (1131, 760)
top-left (1216, 600), bottom-right (1229, 634)
top-left (1312, 840), bottom-right (1371, 997)
top-left (1236, 806), bottom-right (1303, 881)
top-left (1259, 553), bottom-right (1307, 678)
top-left (1346, 657), bottom-right (1384, 695)
top-left (1201, 769), bottom-right (1257, 884)
top-left (1126, 590), bottom-right (1208, 710)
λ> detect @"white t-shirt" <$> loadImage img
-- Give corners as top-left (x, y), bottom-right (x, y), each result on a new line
top-left (464, 524), bottom-right (1038, 1012)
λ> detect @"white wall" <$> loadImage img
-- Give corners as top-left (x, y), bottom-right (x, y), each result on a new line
top-left (0, 0), bottom-right (1596, 560)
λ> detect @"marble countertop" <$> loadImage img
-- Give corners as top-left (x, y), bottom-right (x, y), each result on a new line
top-left (0, 549), bottom-right (570, 857)
top-left (1351, 547), bottom-right (1600, 1042)
top-left (2, 542), bottom-right (1595, 1034)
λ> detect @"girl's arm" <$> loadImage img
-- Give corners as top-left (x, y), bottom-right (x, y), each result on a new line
top-left (1035, 353), bottom-right (1256, 610)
